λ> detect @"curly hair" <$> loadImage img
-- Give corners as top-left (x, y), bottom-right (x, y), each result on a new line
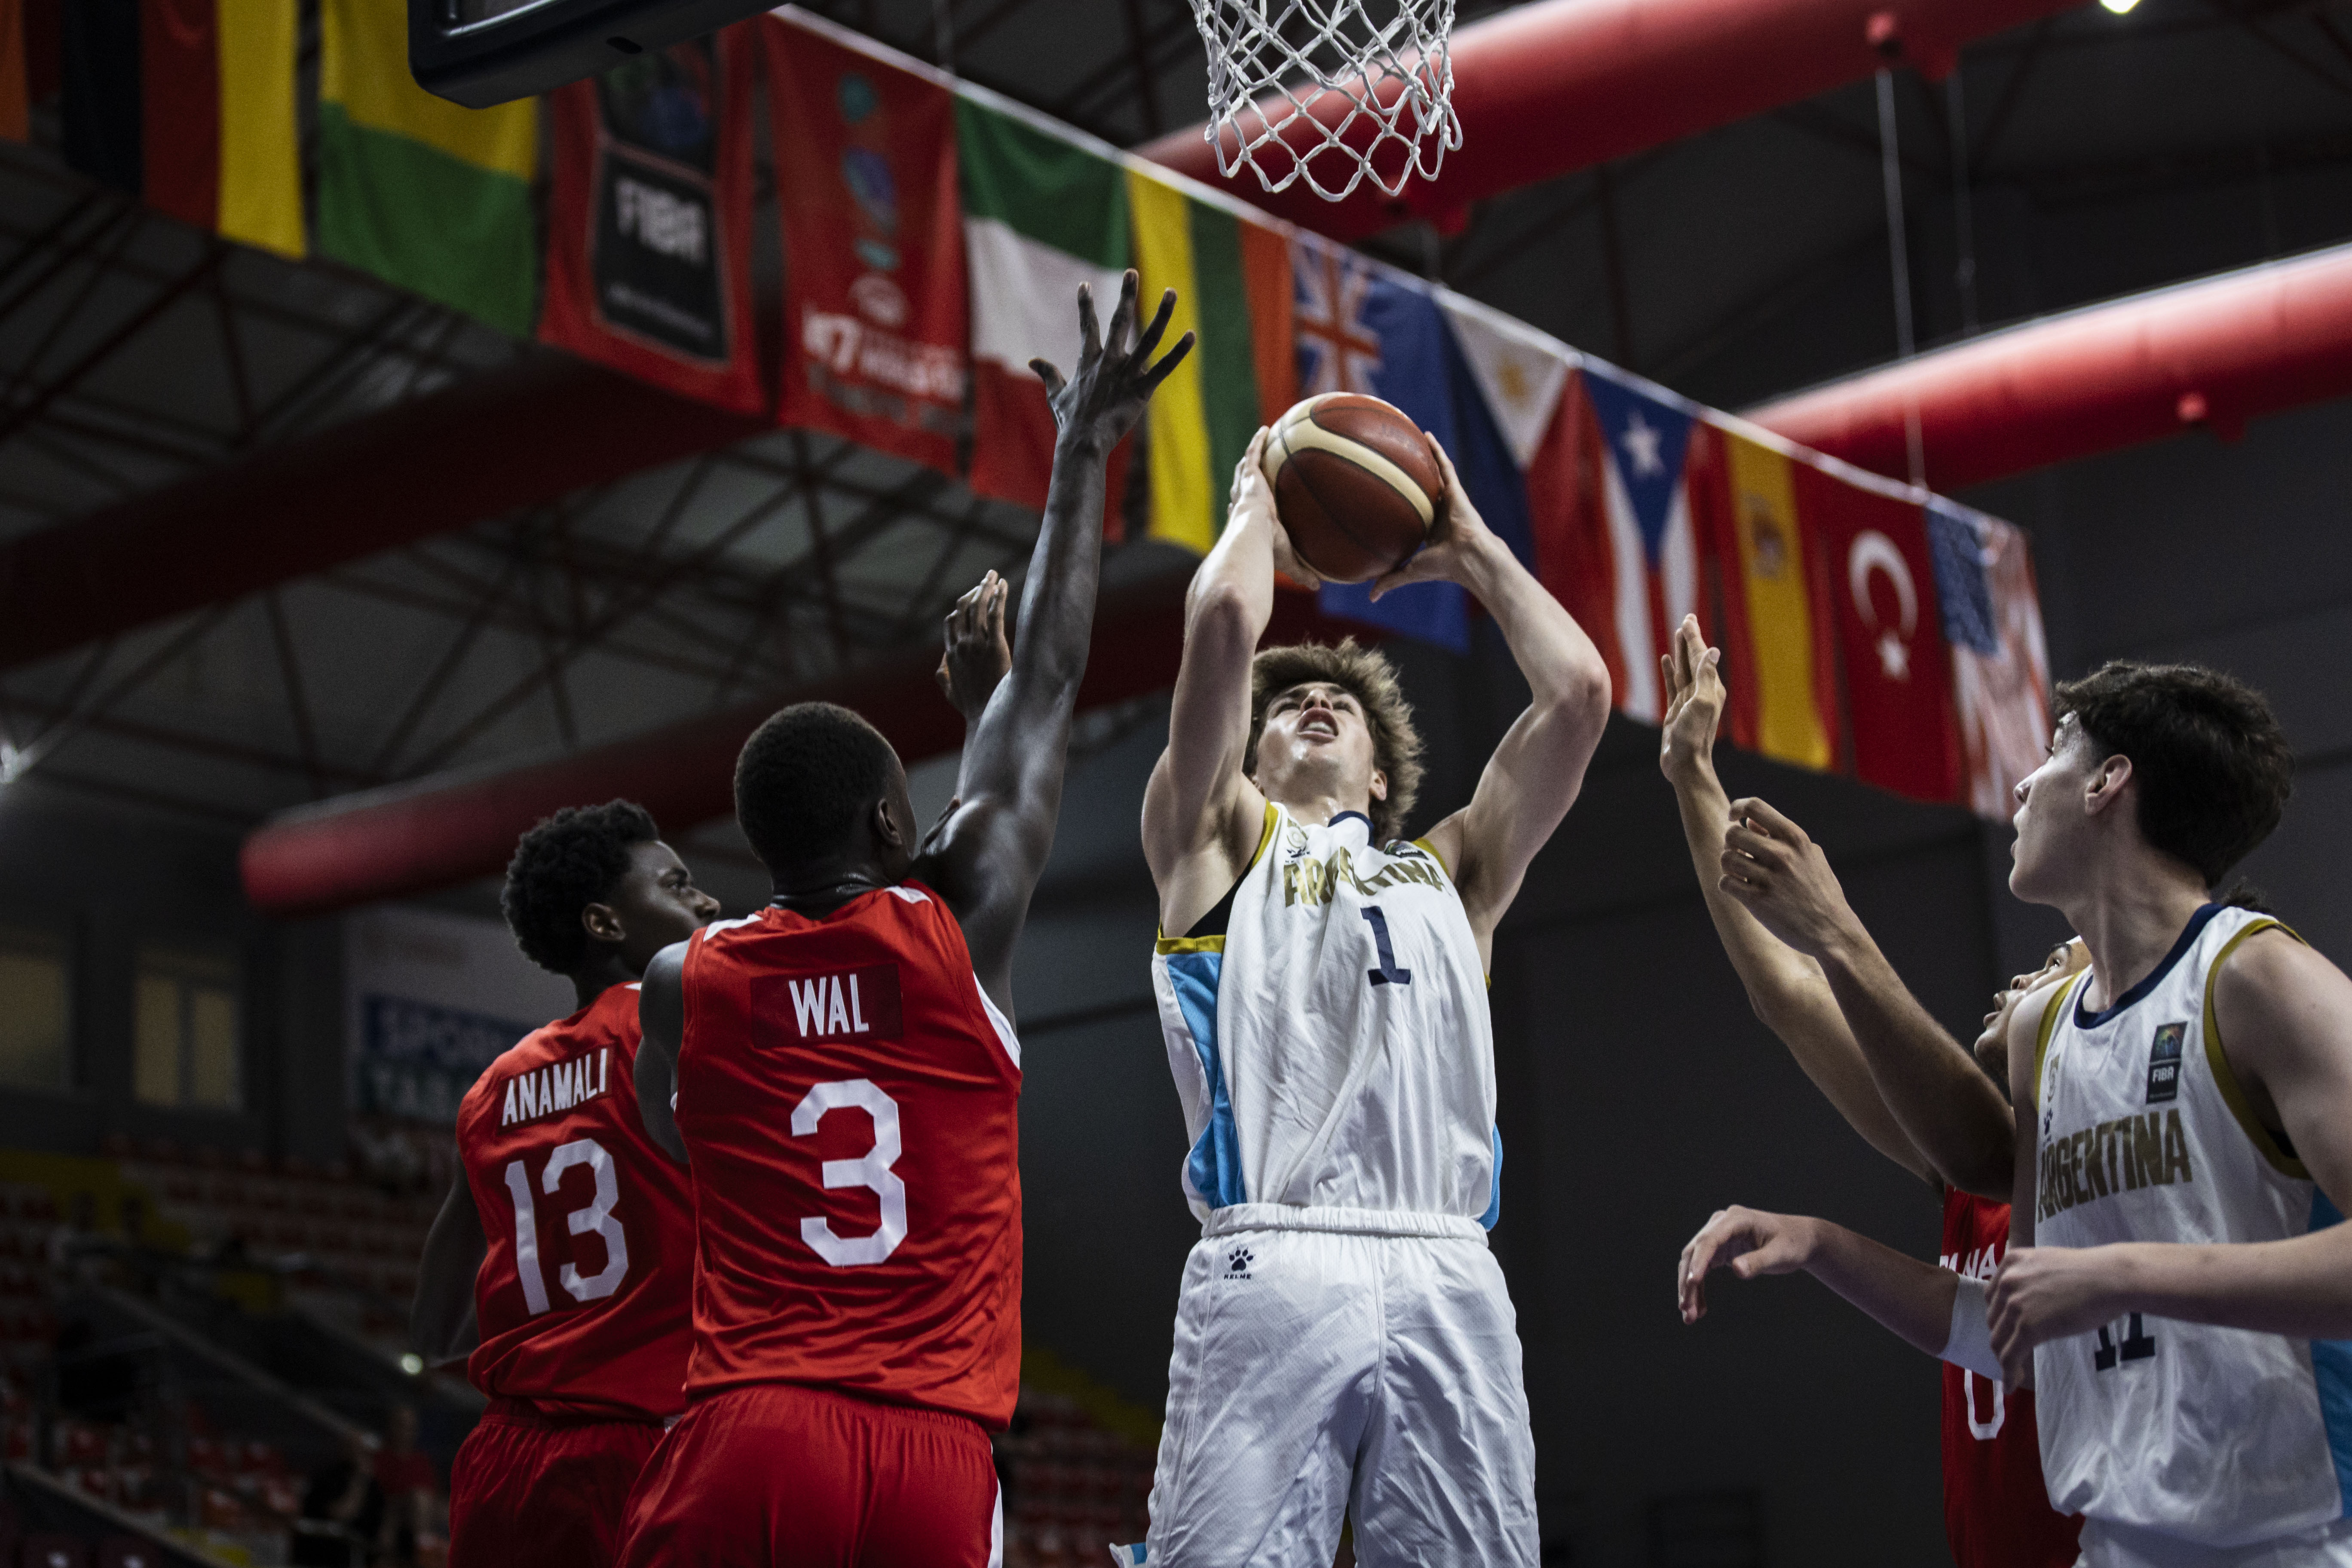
top-left (2054, 661), bottom-right (2293, 887)
top-left (501, 800), bottom-right (660, 976)
top-left (735, 702), bottom-right (898, 873)
top-left (1244, 638), bottom-right (1425, 842)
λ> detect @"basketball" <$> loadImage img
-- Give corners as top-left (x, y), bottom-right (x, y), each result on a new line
top-left (1259, 393), bottom-right (1445, 584)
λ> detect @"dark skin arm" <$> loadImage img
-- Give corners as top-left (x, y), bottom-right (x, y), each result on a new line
top-left (910, 272), bottom-right (1191, 1016)
top-left (635, 284), bottom-right (1186, 1155)
top-left (409, 1166), bottom-right (485, 1364)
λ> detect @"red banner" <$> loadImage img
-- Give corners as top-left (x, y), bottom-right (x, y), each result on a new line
top-left (539, 28), bottom-right (763, 415)
top-left (1795, 465), bottom-right (1962, 805)
top-left (766, 13), bottom-right (968, 474)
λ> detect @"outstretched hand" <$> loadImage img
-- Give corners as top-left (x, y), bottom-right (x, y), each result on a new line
top-left (1989, 1245), bottom-right (2120, 1386)
top-left (936, 569), bottom-right (1012, 721)
top-left (1718, 796), bottom-right (1866, 962)
top-left (1369, 438), bottom-right (1496, 601)
top-left (1659, 614), bottom-right (1725, 786)
top-left (1032, 270), bottom-right (1194, 455)
top-left (1677, 1205), bottom-right (1818, 1324)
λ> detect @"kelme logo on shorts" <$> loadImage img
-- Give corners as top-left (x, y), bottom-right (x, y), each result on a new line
top-left (1224, 1246), bottom-right (1253, 1280)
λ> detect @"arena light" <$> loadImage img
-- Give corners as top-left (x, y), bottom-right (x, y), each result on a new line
top-left (2100, 0), bottom-right (2140, 12)
top-left (399, 1352), bottom-right (425, 1376)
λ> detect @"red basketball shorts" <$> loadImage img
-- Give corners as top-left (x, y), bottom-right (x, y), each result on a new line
top-left (614, 1383), bottom-right (1002, 1568)
top-left (448, 1400), bottom-right (667, 1568)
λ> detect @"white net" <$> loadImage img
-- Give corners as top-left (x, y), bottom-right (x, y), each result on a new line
top-left (1190, 0), bottom-right (1460, 203)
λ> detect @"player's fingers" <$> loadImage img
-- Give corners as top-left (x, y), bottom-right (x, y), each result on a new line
top-left (1076, 282), bottom-right (1102, 364)
top-left (1140, 331), bottom-right (1197, 396)
top-left (1738, 796), bottom-right (1807, 845)
top-left (934, 652), bottom-right (952, 697)
top-left (1031, 358), bottom-right (1068, 400)
top-left (1661, 652), bottom-right (1680, 704)
top-left (1106, 270), bottom-right (1139, 360)
top-left (1130, 287), bottom-right (1177, 364)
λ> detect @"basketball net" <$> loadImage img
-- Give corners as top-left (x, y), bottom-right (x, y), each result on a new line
top-left (1190, 0), bottom-right (1460, 202)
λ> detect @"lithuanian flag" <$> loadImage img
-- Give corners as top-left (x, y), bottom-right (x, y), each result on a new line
top-left (1125, 170), bottom-right (1295, 554)
top-left (318, 0), bottom-right (537, 334)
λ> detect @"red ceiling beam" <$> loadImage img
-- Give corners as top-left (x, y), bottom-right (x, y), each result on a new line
top-left (1745, 243), bottom-right (2352, 490)
top-left (238, 573), bottom-right (1355, 915)
top-left (1139, 0), bottom-right (2079, 242)
top-left (0, 354), bottom-right (761, 673)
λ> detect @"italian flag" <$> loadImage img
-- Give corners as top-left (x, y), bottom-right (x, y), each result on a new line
top-left (957, 96), bottom-right (1132, 518)
top-left (317, 0), bottom-right (538, 335)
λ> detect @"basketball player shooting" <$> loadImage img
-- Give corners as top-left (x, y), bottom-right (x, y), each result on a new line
top-left (612, 275), bottom-right (1190, 1568)
top-left (1133, 423), bottom-right (1610, 1566)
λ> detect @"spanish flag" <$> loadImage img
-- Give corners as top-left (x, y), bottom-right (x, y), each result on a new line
top-left (1717, 428), bottom-right (1836, 772)
top-left (318, 0), bottom-right (536, 334)
top-left (1125, 168), bottom-right (1295, 554)
top-left (56, 0), bottom-right (303, 257)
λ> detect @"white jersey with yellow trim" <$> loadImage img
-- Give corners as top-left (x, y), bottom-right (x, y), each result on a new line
top-left (1149, 802), bottom-right (1501, 1225)
top-left (2033, 902), bottom-right (2352, 1560)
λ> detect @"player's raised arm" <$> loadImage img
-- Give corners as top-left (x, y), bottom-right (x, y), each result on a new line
top-left (411, 1167), bottom-right (485, 1365)
top-left (1720, 795), bottom-right (2018, 1197)
top-left (1657, 617), bottom-right (1932, 1182)
top-left (1678, 1204), bottom-right (1965, 1357)
top-left (1401, 444), bottom-right (1611, 961)
top-left (918, 273), bottom-right (1192, 1009)
top-left (1141, 429), bottom-right (1319, 935)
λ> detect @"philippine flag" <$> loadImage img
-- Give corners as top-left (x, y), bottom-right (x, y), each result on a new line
top-left (1580, 369), bottom-right (1700, 723)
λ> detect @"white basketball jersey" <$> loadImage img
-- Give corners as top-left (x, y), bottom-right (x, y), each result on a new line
top-left (2034, 904), bottom-right (2352, 1550)
top-left (1150, 803), bottom-right (1500, 1225)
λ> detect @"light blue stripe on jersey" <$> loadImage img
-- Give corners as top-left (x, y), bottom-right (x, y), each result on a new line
top-left (2310, 1189), bottom-right (2352, 1515)
top-left (1163, 949), bottom-right (1247, 1209)
top-left (1480, 1127), bottom-right (1503, 1230)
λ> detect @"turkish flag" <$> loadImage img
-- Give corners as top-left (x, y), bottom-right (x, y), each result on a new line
top-left (1795, 464), bottom-right (1963, 805)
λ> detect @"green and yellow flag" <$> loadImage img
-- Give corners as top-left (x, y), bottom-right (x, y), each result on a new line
top-left (317, 0), bottom-right (537, 334)
top-left (1125, 168), bottom-right (1295, 554)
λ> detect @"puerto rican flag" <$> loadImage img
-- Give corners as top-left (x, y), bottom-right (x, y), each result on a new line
top-left (1579, 370), bottom-right (1700, 723)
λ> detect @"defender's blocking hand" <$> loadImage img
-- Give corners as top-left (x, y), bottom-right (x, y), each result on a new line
top-left (1989, 1244), bottom-right (2125, 1387)
top-left (937, 570), bottom-right (1012, 721)
top-left (1678, 1205), bottom-right (1819, 1325)
top-left (1718, 797), bottom-right (1867, 961)
top-left (1031, 271), bottom-right (1194, 456)
top-left (1659, 615), bottom-right (1725, 787)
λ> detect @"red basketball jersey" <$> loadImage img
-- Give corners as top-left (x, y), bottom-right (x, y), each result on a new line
top-left (674, 883), bottom-right (1022, 1428)
top-left (1939, 1188), bottom-right (2081, 1568)
top-left (458, 982), bottom-right (697, 1423)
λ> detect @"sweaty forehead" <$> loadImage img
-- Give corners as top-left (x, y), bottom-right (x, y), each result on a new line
top-left (1273, 681), bottom-right (1357, 706)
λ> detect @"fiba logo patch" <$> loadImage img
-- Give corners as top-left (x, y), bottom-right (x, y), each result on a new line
top-left (2146, 1022), bottom-right (2186, 1105)
top-left (1224, 1246), bottom-right (1254, 1281)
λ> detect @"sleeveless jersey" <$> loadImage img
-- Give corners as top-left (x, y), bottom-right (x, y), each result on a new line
top-left (674, 883), bottom-right (1023, 1428)
top-left (458, 982), bottom-right (696, 1422)
top-left (1938, 1187), bottom-right (2081, 1568)
top-left (2033, 903), bottom-right (2352, 1548)
top-left (1151, 804), bottom-right (1499, 1224)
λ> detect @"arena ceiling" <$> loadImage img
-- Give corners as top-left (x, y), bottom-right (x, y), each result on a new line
top-left (0, 0), bottom-right (2347, 901)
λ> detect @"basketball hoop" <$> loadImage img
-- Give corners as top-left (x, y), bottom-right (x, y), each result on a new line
top-left (1191, 0), bottom-right (1460, 203)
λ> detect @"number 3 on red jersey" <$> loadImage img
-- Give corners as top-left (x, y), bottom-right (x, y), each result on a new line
top-left (792, 1078), bottom-right (907, 1268)
top-left (502, 1138), bottom-right (629, 1316)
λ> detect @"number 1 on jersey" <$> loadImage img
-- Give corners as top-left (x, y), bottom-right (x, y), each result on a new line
top-left (1362, 905), bottom-right (1413, 987)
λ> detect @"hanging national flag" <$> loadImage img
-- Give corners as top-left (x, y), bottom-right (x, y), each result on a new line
top-left (1798, 466), bottom-right (1962, 804)
top-left (1577, 368), bottom-right (1701, 723)
top-left (1436, 298), bottom-right (1567, 597)
top-left (542, 29), bottom-right (760, 413)
top-left (1713, 428), bottom-right (1837, 772)
top-left (1126, 169), bottom-right (1294, 554)
top-left (58, 0), bottom-right (302, 255)
top-left (318, 0), bottom-right (537, 334)
top-left (959, 94), bottom-right (1131, 517)
top-left (1927, 499), bottom-right (2051, 818)
top-left (1291, 238), bottom-right (1478, 652)
top-left (769, 12), bottom-right (969, 462)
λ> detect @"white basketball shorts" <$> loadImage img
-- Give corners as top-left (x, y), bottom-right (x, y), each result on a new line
top-left (1142, 1204), bottom-right (1538, 1568)
top-left (2078, 1517), bottom-right (2352, 1568)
